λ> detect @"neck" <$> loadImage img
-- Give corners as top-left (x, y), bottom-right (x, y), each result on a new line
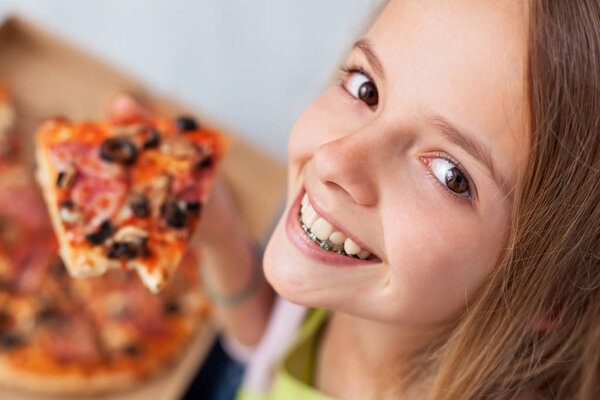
top-left (315, 311), bottom-right (450, 399)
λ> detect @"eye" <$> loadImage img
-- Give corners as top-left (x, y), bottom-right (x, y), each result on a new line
top-left (429, 157), bottom-right (471, 197)
top-left (342, 69), bottom-right (379, 107)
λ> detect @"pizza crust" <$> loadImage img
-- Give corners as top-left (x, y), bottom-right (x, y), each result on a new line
top-left (0, 356), bottom-right (141, 396)
top-left (36, 140), bottom-right (112, 280)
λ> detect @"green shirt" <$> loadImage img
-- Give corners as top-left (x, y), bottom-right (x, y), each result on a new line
top-left (236, 308), bottom-right (333, 400)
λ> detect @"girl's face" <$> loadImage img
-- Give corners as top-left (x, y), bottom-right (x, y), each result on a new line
top-left (264, 0), bottom-right (529, 326)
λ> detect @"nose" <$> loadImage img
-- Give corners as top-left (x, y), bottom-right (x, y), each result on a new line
top-left (313, 132), bottom-right (379, 206)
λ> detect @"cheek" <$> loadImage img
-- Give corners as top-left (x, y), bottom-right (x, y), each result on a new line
top-left (384, 201), bottom-right (508, 322)
top-left (288, 93), bottom-right (331, 167)
top-left (287, 87), bottom-right (364, 177)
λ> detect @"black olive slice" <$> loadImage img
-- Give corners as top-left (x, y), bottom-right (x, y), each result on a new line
top-left (184, 201), bottom-right (202, 212)
top-left (109, 226), bottom-right (151, 259)
top-left (100, 137), bottom-right (138, 165)
top-left (36, 307), bottom-right (61, 324)
top-left (142, 128), bottom-right (161, 149)
top-left (122, 344), bottom-right (141, 356)
top-left (161, 201), bottom-right (187, 229)
top-left (163, 301), bottom-right (180, 315)
top-left (60, 198), bottom-right (75, 209)
top-left (56, 171), bottom-right (64, 185)
top-left (85, 220), bottom-right (114, 245)
top-left (195, 156), bottom-right (213, 170)
top-left (0, 333), bottom-right (23, 350)
top-left (175, 116), bottom-right (199, 132)
top-left (129, 193), bottom-right (151, 218)
top-left (56, 164), bottom-right (78, 190)
top-left (106, 239), bottom-right (149, 260)
top-left (106, 242), bottom-right (137, 260)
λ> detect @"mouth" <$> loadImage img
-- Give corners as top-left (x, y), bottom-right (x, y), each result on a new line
top-left (285, 188), bottom-right (380, 266)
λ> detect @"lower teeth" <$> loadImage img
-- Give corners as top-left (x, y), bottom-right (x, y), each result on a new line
top-left (299, 214), bottom-right (359, 259)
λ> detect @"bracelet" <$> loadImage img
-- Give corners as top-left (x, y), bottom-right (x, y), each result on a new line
top-left (201, 257), bottom-right (263, 307)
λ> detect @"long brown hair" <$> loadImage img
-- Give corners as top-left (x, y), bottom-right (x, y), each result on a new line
top-left (425, 1), bottom-right (600, 398)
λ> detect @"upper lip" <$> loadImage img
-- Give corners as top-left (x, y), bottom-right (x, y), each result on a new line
top-left (304, 189), bottom-right (379, 259)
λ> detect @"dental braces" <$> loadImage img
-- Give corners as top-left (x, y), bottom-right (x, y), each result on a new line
top-left (298, 214), bottom-right (358, 258)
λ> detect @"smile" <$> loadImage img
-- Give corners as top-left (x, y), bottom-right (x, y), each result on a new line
top-left (298, 192), bottom-right (373, 260)
top-left (284, 188), bottom-right (380, 266)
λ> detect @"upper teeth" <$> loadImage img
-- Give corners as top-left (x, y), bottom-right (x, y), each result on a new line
top-left (299, 192), bottom-right (371, 259)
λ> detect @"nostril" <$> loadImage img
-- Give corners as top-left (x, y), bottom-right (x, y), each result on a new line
top-left (323, 180), bottom-right (347, 197)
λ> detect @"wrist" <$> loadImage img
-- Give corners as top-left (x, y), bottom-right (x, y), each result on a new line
top-left (201, 244), bottom-right (263, 307)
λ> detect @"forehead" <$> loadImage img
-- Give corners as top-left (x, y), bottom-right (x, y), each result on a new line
top-left (367, 0), bottom-right (529, 190)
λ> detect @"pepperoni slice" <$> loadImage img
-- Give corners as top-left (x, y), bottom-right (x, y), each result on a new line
top-left (123, 280), bottom-right (167, 335)
top-left (74, 271), bottom-right (167, 336)
top-left (40, 312), bottom-right (101, 364)
top-left (71, 176), bottom-right (127, 230)
top-left (50, 142), bottom-right (129, 230)
top-left (13, 239), bottom-right (57, 294)
top-left (50, 142), bottom-right (123, 179)
top-left (0, 184), bottom-right (49, 232)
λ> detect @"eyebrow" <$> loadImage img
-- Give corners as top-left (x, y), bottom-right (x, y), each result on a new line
top-left (353, 39), bottom-right (385, 81)
top-left (425, 114), bottom-right (514, 198)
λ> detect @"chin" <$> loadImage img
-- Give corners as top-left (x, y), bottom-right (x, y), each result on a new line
top-left (263, 210), bottom-right (380, 316)
top-left (263, 216), bottom-right (325, 308)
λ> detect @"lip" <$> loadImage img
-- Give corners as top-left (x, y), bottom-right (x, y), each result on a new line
top-left (285, 188), bottom-right (381, 266)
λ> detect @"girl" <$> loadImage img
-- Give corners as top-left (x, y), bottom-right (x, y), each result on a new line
top-left (113, 0), bottom-right (600, 398)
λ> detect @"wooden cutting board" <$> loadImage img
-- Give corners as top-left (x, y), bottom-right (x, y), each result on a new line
top-left (0, 15), bottom-right (286, 400)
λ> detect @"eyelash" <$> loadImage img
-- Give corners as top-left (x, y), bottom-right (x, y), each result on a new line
top-left (422, 153), bottom-right (474, 205)
top-left (340, 64), bottom-right (366, 76)
top-left (339, 64), bottom-right (377, 107)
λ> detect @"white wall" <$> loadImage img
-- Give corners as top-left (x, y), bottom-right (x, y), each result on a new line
top-left (0, 1), bottom-right (384, 161)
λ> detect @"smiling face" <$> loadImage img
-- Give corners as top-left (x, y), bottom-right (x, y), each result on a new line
top-left (264, 0), bottom-right (530, 326)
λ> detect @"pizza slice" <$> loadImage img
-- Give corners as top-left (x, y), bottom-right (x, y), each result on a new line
top-left (35, 115), bottom-right (225, 292)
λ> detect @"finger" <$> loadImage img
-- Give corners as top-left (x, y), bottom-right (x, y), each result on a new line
top-left (108, 92), bottom-right (153, 123)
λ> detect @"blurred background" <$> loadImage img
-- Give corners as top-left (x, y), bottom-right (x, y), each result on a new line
top-left (0, 0), bottom-right (385, 162)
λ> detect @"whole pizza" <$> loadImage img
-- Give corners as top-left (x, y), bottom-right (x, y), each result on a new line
top-left (0, 87), bottom-right (212, 396)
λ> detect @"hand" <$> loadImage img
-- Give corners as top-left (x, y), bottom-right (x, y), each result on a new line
top-left (193, 175), bottom-right (250, 247)
top-left (107, 92), bottom-right (153, 123)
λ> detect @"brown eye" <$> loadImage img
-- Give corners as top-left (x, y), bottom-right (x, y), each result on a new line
top-left (343, 71), bottom-right (379, 108)
top-left (445, 167), bottom-right (469, 194)
top-left (430, 157), bottom-right (471, 197)
top-left (358, 81), bottom-right (378, 106)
